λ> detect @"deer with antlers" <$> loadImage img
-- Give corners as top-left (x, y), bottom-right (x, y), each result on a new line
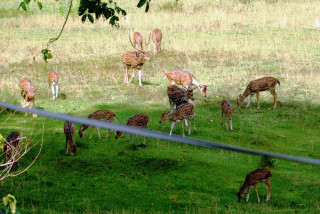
top-left (237, 77), bottom-right (280, 109)
top-left (152, 28), bottom-right (162, 53)
top-left (20, 78), bottom-right (37, 117)
top-left (48, 71), bottom-right (59, 100)
top-left (79, 110), bottom-right (117, 139)
top-left (238, 168), bottom-right (272, 203)
top-left (159, 103), bottom-right (196, 137)
top-left (4, 132), bottom-right (21, 168)
top-left (221, 100), bottom-right (233, 131)
top-left (122, 30), bottom-right (151, 86)
top-left (164, 70), bottom-right (207, 97)
top-left (167, 84), bottom-right (194, 110)
top-left (64, 121), bottom-right (76, 156)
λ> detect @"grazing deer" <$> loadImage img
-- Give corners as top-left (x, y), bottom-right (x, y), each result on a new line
top-left (79, 110), bottom-right (117, 139)
top-left (20, 78), bottom-right (37, 117)
top-left (122, 30), bottom-right (151, 86)
top-left (167, 84), bottom-right (194, 110)
top-left (221, 100), bottom-right (233, 131)
top-left (238, 168), bottom-right (272, 203)
top-left (64, 121), bottom-right (76, 156)
top-left (164, 70), bottom-right (207, 97)
top-left (152, 28), bottom-right (162, 53)
top-left (115, 113), bottom-right (149, 144)
top-left (132, 31), bottom-right (144, 50)
top-left (159, 103), bottom-right (196, 137)
top-left (4, 132), bottom-right (21, 168)
top-left (48, 71), bottom-right (59, 100)
top-left (237, 77), bottom-right (280, 109)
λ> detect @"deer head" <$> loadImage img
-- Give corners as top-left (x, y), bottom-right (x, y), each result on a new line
top-left (237, 94), bottom-right (244, 108)
top-left (159, 109), bottom-right (170, 123)
top-left (128, 30), bottom-right (151, 61)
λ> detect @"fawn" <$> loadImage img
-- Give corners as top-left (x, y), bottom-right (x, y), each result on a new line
top-left (167, 85), bottom-right (194, 110)
top-left (115, 113), bottom-right (149, 144)
top-left (4, 132), bottom-right (21, 168)
top-left (152, 28), bottom-right (162, 53)
top-left (79, 110), bottom-right (117, 139)
top-left (164, 70), bottom-right (207, 97)
top-left (238, 168), bottom-right (272, 203)
top-left (20, 78), bottom-right (37, 117)
top-left (64, 121), bottom-right (76, 156)
top-left (221, 100), bottom-right (233, 131)
top-left (48, 71), bottom-right (59, 100)
top-left (237, 77), bottom-right (280, 109)
top-left (159, 103), bottom-right (196, 137)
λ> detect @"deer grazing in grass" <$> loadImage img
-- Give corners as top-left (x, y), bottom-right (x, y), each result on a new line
top-left (237, 77), bottom-right (280, 109)
top-left (79, 110), bottom-right (117, 139)
top-left (122, 30), bottom-right (151, 86)
top-left (159, 103), bottom-right (196, 137)
top-left (238, 168), bottom-right (272, 203)
top-left (115, 113), bottom-right (149, 144)
top-left (20, 78), bottom-right (37, 117)
top-left (167, 85), bottom-right (194, 110)
top-left (64, 121), bottom-right (76, 156)
top-left (164, 70), bottom-right (207, 97)
top-left (152, 28), bottom-right (162, 53)
top-left (48, 71), bottom-right (59, 100)
top-left (4, 132), bottom-right (21, 168)
top-left (221, 100), bottom-right (233, 131)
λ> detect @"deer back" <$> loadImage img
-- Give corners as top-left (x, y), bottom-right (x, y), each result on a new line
top-left (171, 103), bottom-right (194, 121)
top-left (20, 78), bottom-right (35, 99)
top-left (48, 71), bottom-right (59, 83)
top-left (122, 51), bottom-right (149, 68)
top-left (244, 168), bottom-right (272, 186)
top-left (247, 77), bottom-right (279, 92)
top-left (127, 113), bottom-right (149, 128)
top-left (64, 121), bottom-right (75, 139)
top-left (167, 85), bottom-right (193, 107)
top-left (165, 70), bottom-right (193, 87)
top-left (221, 100), bottom-right (233, 115)
top-left (88, 110), bottom-right (117, 122)
top-left (133, 32), bottom-right (143, 49)
top-left (152, 29), bottom-right (162, 43)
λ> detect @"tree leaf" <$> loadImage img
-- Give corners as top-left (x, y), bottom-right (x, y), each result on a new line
top-left (19, 2), bottom-right (27, 11)
top-left (88, 14), bottom-right (94, 23)
top-left (137, 0), bottom-right (146, 8)
top-left (145, 1), bottom-right (149, 12)
top-left (109, 15), bottom-right (119, 26)
top-left (24, 0), bottom-right (30, 4)
top-left (37, 1), bottom-right (42, 10)
top-left (81, 14), bottom-right (87, 23)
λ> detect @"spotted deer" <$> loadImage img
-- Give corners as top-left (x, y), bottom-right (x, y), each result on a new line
top-left (132, 31), bottom-right (144, 50)
top-left (115, 113), bottom-right (149, 144)
top-left (159, 103), bottom-right (196, 137)
top-left (164, 70), bottom-right (207, 97)
top-left (221, 100), bottom-right (233, 131)
top-left (237, 77), bottom-right (280, 109)
top-left (122, 30), bottom-right (151, 86)
top-left (167, 85), bottom-right (194, 110)
top-left (152, 28), bottom-right (162, 53)
top-left (4, 132), bottom-right (21, 168)
top-left (79, 110), bottom-right (117, 139)
top-left (48, 71), bottom-right (59, 100)
top-left (20, 78), bottom-right (37, 117)
top-left (64, 121), bottom-right (76, 156)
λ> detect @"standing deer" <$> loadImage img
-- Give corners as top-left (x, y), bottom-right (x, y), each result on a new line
top-left (64, 121), bottom-right (76, 156)
top-left (48, 71), bottom-right (59, 100)
top-left (122, 30), bottom-right (151, 86)
top-left (79, 110), bottom-right (117, 139)
top-left (164, 70), bottom-right (207, 97)
top-left (20, 78), bottom-right (37, 117)
top-left (115, 113), bottom-right (149, 144)
top-left (152, 28), bottom-right (162, 53)
top-left (238, 168), bottom-right (272, 203)
top-left (4, 132), bottom-right (21, 168)
top-left (159, 103), bottom-right (196, 137)
top-left (221, 100), bottom-right (233, 131)
top-left (132, 31), bottom-right (144, 50)
top-left (237, 77), bottom-right (280, 109)
top-left (167, 84), bottom-right (194, 110)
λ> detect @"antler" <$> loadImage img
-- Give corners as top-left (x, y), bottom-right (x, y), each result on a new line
top-left (128, 29), bottom-right (142, 52)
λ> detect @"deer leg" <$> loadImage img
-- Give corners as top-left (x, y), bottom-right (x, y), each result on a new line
top-left (97, 128), bottom-right (101, 139)
top-left (264, 180), bottom-right (271, 201)
top-left (181, 121), bottom-right (185, 137)
top-left (254, 185), bottom-right (260, 203)
top-left (51, 83), bottom-right (55, 100)
top-left (230, 118), bottom-right (233, 131)
top-left (129, 68), bottom-right (135, 83)
top-left (256, 91), bottom-right (260, 109)
top-left (169, 122), bottom-right (176, 136)
top-left (55, 83), bottom-right (59, 99)
top-left (89, 127), bottom-right (94, 139)
top-left (138, 69), bottom-right (142, 86)
top-left (225, 114), bottom-right (228, 130)
top-left (124, 66), bottom-right (128, 83)
top-left (105, 130), bottom-right (110, 139)
top-left (193, 116), bottom-right (196, 133)
top-left (246, 188), bottom-right (251, 202)
top-left (187, 118), bottom-right (192, 135)
top-left (246, 94), bottom-right (254, 108)
top-left (270, 88), bottom-right (277, 109)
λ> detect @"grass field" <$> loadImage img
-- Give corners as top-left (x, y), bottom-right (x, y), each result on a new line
top-left (1, 0), bottom-right (320, 213)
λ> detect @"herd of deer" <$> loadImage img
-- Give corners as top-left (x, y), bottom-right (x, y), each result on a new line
top-left (11, 28), bottom-right (283, 203)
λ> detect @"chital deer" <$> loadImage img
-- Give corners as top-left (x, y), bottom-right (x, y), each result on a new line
top-left (79, 110), bottom-right (117, 139)
top-left (64, 121), bottom-right (76, 156)
top-left (48, 71), bottom-right (59, 100)
top-left (132, 31), bottom-right (144, 50)
top-left (122, 30), bottom-right (151, 86)
top-left (238, 168), bottom-right (272, 203)
top-left (115, 113), bottom-right (149, 144)
top-left (237, 77), bottom-right (280, 109)
top-left (167, 84), bottom-right (194, 110)
top-left (221, 100), bottom-right (233, 131)
top-left (20, 78), bottom-right (37, 117)
top-left (159, 103), bottom-right (196, 137)
top-left (152, 28), bottom-right (162, 53)
top-left (4, 132), bottom-right (21, 168)
top-left (164, 70), bottom-right (207, 97)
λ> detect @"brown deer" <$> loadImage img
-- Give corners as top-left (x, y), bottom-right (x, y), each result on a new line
top-left (164, 70), bottom-right (207, 97)
top-left (20, 78), bottom-right (37, 117)
top-left (152, 28), bottom-right (162, 53)
top-left (48, 71), bottom-right (59, 100)
top-left (4, 132), bottom-right (21, 168)
top-left (122, 30), bottom-right (151, 86)
top-left (159, 103), bottom-right (196, 137)
top-left (115, 113), bottom-right (149, 144)
top-left (237, 77), bottom-right (280, 109)
top-left (79, 110), bottom-right (117, 139)
top-left (167, 84), bottom-right (194, 110)
top-left (238, 168), bottom-right (272, 203)
top-left (221, 100), bottom-right (233, 131)
top-left (132, 31), bottom-right (144, 50)
top-left (64, 121), bottom-right (76, 156)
